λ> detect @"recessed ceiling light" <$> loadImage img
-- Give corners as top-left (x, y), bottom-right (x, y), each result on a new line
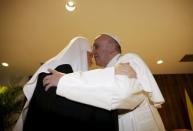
top-left (1, 62), bottom-right (9, 67)
top-left (65, 1), bottom-right (76, 12)
top-left (157, 60), bottom-right (164, 64)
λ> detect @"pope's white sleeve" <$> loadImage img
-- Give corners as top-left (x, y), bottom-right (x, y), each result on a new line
top-left (56, 67), bottom-right (145, 110)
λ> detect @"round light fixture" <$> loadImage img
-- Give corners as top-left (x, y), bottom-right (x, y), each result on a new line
top-left (156, 60), bottom-right (164, 64)
top-left (65, 1), bottom-right (76, 12)
top-left (1, 62), bottom-right (9, 67)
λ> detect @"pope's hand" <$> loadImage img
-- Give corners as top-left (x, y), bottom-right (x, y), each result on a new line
top-left (115, 63), bottom-right (137, 78)
top-left (43, 69), bottom-right (65, 91)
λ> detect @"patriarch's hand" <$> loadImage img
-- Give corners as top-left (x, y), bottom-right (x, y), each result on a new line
top-left (115, 63), bottom-right (137, 78)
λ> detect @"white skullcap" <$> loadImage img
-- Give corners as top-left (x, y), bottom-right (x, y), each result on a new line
top-left (101, 33), bottom-right (121, 45)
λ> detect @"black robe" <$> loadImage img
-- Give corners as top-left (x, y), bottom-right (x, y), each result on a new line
top-left (23, 64), bottom-right (118, 131)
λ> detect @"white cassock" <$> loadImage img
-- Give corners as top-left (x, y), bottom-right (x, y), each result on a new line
top-left (56, 53), bottom-right (166, 131)
top-left (13, 36), bottom-right (91, 131)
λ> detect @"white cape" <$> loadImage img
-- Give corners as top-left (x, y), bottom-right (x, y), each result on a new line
top-left (13, 36), bottom-right (90, 131)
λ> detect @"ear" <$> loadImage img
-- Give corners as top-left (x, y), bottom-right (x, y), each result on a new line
top-left (108, 43), bottom-right (117, 54)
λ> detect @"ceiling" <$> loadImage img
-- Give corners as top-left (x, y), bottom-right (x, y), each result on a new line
top-left (0, 0), bottom-right (193, 85)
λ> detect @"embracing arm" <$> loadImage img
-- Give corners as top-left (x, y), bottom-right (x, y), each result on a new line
top-left (56, 66), bottom-right (145, 110)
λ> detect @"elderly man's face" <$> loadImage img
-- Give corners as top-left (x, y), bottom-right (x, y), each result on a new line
top-left (92, 35), bottom-right (115, 67)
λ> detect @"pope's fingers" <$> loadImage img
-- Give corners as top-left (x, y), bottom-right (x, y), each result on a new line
top-left (115, 62), bottom-right (137, 78)
top-left (128, 73), bottom-right (137, 78)
top-left (48, 68), bottom-right (58, 74)
top-left (119, 63), bottom-right (130, 66)
top-left (45, 84), bottom-right (52, 91)
top-left (43, 80), bottom-right (47, 87)
top-left (43, 75), bottom-right (50, 86)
